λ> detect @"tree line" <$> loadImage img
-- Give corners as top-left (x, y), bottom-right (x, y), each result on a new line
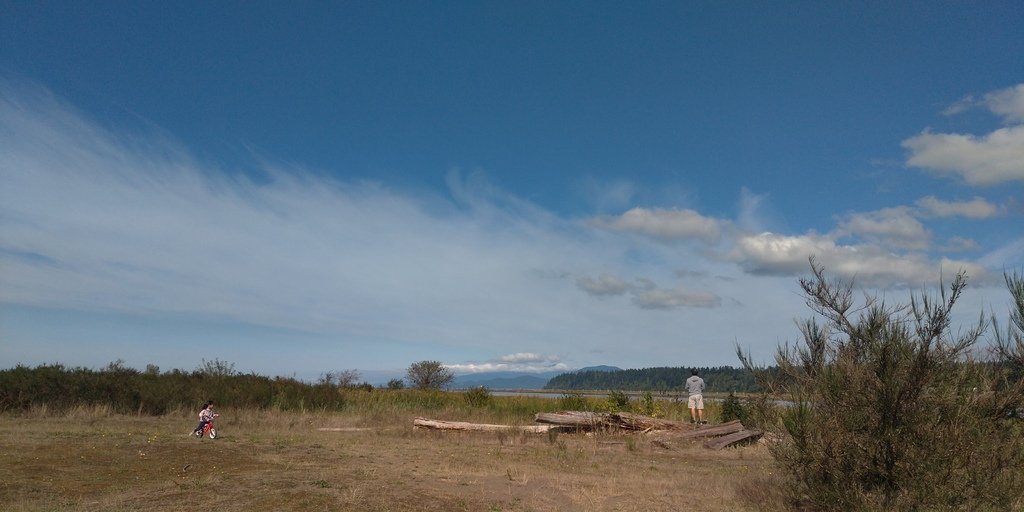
top-left (0, 358), bottom-right (456, 415)
top-left (544, 365), bottom-right (765, 393)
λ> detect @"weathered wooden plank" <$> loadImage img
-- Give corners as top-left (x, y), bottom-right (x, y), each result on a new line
top-left (703, 429), bottom-right (764, 450)
top-left (413, 417), bottom-right (556, 433)
top-left (670, 420), bottom-right (745, 439)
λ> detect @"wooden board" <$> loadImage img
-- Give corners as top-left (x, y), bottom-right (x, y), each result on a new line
top-left (703, 429), bottom-right (764, 450)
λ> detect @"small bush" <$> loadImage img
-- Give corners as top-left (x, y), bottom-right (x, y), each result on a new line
top-left (720, 392), bottom-right (747, 424)
top-left (603, 390), bottom-right (631, 412)
top-left (634, 391), bottom-right (663, 417)
top-left (557, 392), bottom-right (589, 411)
top-left (463, 386), bottom-right (493, 408)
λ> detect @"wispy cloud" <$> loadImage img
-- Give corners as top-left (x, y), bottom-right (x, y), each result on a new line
top-left (575, 273), bottom-right (722, 309)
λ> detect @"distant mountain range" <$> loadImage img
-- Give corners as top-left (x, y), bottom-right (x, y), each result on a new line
top-left (452, 365), bottom-right (623, 390)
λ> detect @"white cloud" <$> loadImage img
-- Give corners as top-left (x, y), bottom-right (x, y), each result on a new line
top-left (590, 207), bottom-right (726, 242)
top-left (984, 84), bottom-right (1024, 123)
top-left (446, 353), bottom-right (569, 373)
top-left (941, 84), bottom-right (1024, 123)
top-left (914, 196), bottom-right (1002, 219)
top-left (905, 84), bottom-right (1024, 186)
top-left (498, 352), bottom-right (558, 364)
top-left (728, 232), bottom-right (989, 288)
top-left (902, 126), bottom-right (1024, 185)
top-left (836, 207), bottom-right (931, 250)
top-left (939, 236), bottom-right (981, 253)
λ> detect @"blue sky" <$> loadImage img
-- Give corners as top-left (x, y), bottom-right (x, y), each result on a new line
top-left (2, 2), bottom-right (1022, 382)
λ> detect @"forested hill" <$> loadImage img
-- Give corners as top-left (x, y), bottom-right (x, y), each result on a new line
top-left (543, 366), bottom-right (760, 393)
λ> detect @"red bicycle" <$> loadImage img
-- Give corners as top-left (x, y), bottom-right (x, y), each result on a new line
top-left (195, 413), bottom-right (220, 439)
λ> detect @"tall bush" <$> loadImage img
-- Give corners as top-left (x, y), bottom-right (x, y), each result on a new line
top-left (739, 261), bottom-right (1024, 510)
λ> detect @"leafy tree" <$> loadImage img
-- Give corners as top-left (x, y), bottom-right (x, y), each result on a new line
top-left (386, 378), bottom-right (405, 390)
top-left (319, 369), bottom-right (362, 388)
top-left (739, 260), bottom-right (1024, 510)
top-left (405, 360), bottom-right (455, 390)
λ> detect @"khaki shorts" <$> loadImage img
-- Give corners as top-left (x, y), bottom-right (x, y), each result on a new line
top-left (688, 394), bottom-right (704, 410)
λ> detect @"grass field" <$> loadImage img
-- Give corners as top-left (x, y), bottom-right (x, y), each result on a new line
top-left (0, 404), bottom-right (784, 511)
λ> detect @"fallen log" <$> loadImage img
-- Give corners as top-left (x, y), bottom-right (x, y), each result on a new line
top-left (703, 429), bottom-right (764, 450)
top-left (609, 412), bottom-right (691, 431)
top-left (534, 411), bottom-right (693, 431)
top-left (534, 411), bottom-right (604, 429)
top-left (413, 417), bottom-right (558, 433)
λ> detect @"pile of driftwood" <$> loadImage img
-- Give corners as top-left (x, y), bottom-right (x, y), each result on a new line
top-left (413, 411), bottom-right (762, 450)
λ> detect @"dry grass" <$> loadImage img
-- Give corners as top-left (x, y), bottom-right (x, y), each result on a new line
top-left (0, 407), bottom-right (785, 511)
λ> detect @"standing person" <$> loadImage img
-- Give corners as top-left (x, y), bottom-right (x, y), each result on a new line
top-left (192, 400), bottom-right (214, 437)
top-left (685, 369), bottom-right (706, 425)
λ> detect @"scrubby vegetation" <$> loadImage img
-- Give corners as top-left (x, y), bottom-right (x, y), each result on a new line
top-left (740, 261), bottom-right (1024, 511)
top-left (0, 360), bottom-right (718, 425)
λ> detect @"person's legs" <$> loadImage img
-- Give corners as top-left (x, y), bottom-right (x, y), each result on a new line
top-left (695, 394), bottom-right (705, 424)
top-left (688, 394), bottom-right (699, 423)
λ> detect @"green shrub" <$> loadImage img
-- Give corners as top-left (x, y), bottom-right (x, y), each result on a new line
top-left (719, 391), bottom-right (747, 424)
top-left (634, 391), bottom-right (663, 417)
top-left (603, 390), bottom-right (630, 412)
top-left (557, 392), bottom-right (589, 411)
top-left (463, 386), bottom-right (493, 408)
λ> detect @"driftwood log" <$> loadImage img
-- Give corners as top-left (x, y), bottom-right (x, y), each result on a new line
top-left (413, 417), bottom-right (558, 433)
top-left (534, 411), bottom-right (692, 431)
top-left (534, 411), bottom-right (604, 429)
top-left (414, 412), bottom-right (761, 450)
top-left (610, 412), bottom-right (691, 431)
